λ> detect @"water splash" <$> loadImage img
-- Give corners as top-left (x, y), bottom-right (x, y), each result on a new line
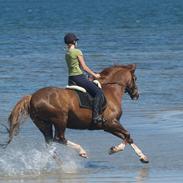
top-left (0, 137), bottom-right (84, 177)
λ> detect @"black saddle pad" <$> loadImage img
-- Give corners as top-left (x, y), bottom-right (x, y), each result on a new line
top-left (75, 90), bottom-right (107, 111)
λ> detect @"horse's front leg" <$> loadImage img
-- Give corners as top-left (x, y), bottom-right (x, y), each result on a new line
top-left (130, 143), bottom-right (149, 163)
top-left (109, 141), bottom-right (126, 155)
top-left (104, 119), bottom-right (149, 163)
top-left (104, 119), bottom-right (131, 154)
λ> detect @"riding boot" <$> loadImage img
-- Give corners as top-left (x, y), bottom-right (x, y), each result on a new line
top-left (92, 95), bottom-right (104, 124)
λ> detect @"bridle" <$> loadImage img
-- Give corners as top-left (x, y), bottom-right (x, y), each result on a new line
top-left (125, 75), bottom-right (138, 96)
top-left (101, 74), bottom-right (138, 94)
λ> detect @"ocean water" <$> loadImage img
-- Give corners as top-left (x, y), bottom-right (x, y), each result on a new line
top-left (0, 0), bottom-right (183, 182)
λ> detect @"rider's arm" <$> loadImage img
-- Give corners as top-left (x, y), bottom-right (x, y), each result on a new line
top-left (77, 55), bottom-right (100, 79)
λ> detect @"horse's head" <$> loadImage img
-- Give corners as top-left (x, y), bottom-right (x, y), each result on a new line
top-left (124, 64), bottom-right (139, 100)
top-left (100, 64), bottom-right (139, 100)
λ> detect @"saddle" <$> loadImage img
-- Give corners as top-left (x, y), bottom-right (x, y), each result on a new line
top-left (66, 80), bottom-right (106, 111)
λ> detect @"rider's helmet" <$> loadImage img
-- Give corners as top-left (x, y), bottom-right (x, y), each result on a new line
top-left (64, 33), bottom-right (79, 44)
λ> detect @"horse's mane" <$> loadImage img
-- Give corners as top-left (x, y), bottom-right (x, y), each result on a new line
top-left (100, 64), bottom-right (133, 76)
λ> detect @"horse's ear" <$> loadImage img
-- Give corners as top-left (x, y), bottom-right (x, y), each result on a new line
top-left (129, 64), bottom-right (136, 73)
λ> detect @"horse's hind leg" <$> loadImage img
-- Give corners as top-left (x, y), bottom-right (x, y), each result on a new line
top-left (54, 130), bottom-right (88, 158)
top-left (31, 117), bottom-right (53, 144)
top-left (30, 116), bottom-right (64, 163)
top-left (66, 140), bottom-right (88, 158)
top-left (52, 116), bottom-right (88, 158)
top-left (54, 128), bottom-right (88, 158)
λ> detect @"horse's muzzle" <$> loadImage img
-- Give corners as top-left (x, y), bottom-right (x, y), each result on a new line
top-left (132, 92), bottom-right (139, 100)
top-left (126, 86), bottom-right (139, 100)
top-left (130, 89), bottom-right (139, 100)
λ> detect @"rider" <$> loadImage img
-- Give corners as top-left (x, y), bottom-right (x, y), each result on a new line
top-left (64, 33), bottom-right (105, 124)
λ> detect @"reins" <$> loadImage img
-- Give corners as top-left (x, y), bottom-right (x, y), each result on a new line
top-left (101, 81), bottom-right (125, 87)
top-left (99, 80), bottom-right (127, 93)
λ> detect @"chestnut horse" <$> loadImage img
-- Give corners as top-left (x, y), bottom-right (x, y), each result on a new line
top-left (2, 64), bottom-right (149, 163)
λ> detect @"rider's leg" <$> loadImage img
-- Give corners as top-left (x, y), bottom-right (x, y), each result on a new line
top-left (69, 74), bottom-right (105, 124)
top-left (92, 92), bottom-right (105, 124)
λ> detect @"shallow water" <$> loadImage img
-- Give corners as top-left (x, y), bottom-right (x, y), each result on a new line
top-left (0, 0), bottom-right (183, 182)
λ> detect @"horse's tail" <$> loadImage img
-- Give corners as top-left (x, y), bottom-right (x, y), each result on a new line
top-left (7, 95), bottom-right (32, 146)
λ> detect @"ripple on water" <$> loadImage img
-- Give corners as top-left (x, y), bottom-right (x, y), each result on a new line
top-left (154, 109), bottom-right (183, 133)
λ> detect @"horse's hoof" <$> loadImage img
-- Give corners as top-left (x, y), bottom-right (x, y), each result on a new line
top-left (109, 146), bottom-right (117, 155)
top-left (140, 156), bottom-right (149, 164)
top-left (79, 153), bottom-right (88, 159)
